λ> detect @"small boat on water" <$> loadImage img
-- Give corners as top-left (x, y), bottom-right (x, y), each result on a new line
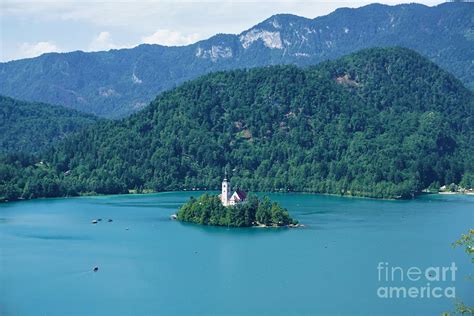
top-left (91, 219), bottom-right (98, 224)
top-left (108, 219), bottom-right (113, 222)
top-left (170, 214), bottom-right (177, 220)
top-left (93, 266), bottom-right (99, 272)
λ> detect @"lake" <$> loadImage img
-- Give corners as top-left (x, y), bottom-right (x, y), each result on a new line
top-left (0, 192), bottom-right (473, 315)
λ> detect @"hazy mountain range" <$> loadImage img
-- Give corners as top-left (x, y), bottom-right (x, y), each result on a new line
top-left (1, 2), bottom-right (473, 118)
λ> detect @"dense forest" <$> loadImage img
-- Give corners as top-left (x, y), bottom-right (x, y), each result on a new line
top-left (0, 95), bottom-right (99, 154)
top-left (1, 47), bottom-right (473, 202)
top-left (0, 2), bottom-right (472, 117)
top-left (177, 194), bottom-right (297, 227)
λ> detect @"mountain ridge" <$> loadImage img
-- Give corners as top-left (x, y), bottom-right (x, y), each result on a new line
top-left (0, 2), bottom-right (472, 118)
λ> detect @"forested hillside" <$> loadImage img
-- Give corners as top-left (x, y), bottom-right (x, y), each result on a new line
top-left (1, 47), bottom-right (472, 201)
top-left (0, 2), bottom-right (472, 118)
top-left (0, 95), bottom-right (99, 154)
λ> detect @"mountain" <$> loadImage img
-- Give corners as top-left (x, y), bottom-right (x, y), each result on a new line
top-left (1, 47), bottom-right (473, 201)
top-left (0, 95), bottom-right (99, 154)
top-left (0, 2), bottom-right (472, 118)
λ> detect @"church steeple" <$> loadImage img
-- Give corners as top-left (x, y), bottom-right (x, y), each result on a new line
top-left (221, 169), bottom-right (231, 206)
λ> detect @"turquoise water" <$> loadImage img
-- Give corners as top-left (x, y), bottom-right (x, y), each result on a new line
top-left (0, 192), bottom-right (473, 316)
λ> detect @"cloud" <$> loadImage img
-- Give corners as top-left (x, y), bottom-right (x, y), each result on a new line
top-left (1, 0), bottom-right (446, 62)
top-left (18, 41), bottom-right (60, 59)
top-left (141, 30), bottom-right (201, 46)
top-left (88, 31), bottom-right (118, 51)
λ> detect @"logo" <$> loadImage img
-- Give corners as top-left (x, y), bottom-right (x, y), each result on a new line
top-left (376, 262), bottom-right (457, 299)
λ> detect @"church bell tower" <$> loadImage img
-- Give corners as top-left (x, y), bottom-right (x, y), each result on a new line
top-left (221, 170), bottom-right (231, 206)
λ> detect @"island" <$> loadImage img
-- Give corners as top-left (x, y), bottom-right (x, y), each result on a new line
top-left (176, 174), bottom-right (299, 228)
top-left (177, 193), bottom-right (299, 227)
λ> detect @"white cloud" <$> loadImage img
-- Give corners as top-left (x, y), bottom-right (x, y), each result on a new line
top-left (142, 29), bottom-right (201, 46)
top-left (88, 31), bottom-right (118, 51)
top-left (18, 41), bottom-right (60, 59)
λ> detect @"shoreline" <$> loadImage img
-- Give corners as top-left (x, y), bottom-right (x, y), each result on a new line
top-left (438, 191), bottom-right (474, 195)
top-left (2, 189), bottom-right (474, 204)
top-left (253, 223), bottom-right (305, 229)
top-left (171, 215), bottom-right (304, 229)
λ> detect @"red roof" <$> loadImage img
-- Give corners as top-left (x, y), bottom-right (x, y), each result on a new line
top-left (234, 189), bottom-right (247, 200)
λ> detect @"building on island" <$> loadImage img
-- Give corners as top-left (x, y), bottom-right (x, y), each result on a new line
top-left (220, 173), bottom-right (247, 207)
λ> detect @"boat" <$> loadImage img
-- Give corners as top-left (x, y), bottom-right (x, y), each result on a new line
top-left (91, 219), bottom-right (98, 224)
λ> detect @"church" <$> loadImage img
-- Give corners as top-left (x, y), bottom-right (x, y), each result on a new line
top-left (220, 173), bottom-right (247, 207)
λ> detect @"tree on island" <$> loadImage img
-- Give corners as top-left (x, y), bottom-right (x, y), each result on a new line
top-left (446, 229), bottom-right (474, 315)
top-left (177, 193), bottom-right (298, 227)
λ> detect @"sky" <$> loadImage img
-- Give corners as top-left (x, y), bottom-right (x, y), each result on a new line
top-left (0, 0), bottom-right (445, 62)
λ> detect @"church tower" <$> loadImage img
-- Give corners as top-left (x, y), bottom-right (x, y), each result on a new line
top-left (221, 170), bottom-right (231, 206)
